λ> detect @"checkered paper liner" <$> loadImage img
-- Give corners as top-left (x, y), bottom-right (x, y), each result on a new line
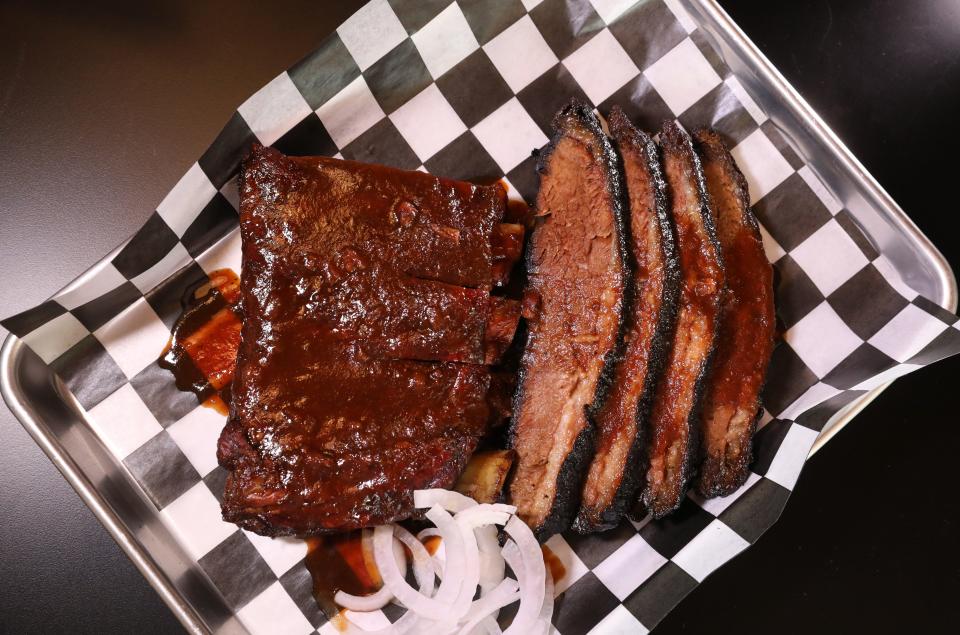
top-left (4, 1), bottom-right (959, 633)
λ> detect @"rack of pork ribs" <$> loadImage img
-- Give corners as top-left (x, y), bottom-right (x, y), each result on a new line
top-left (508, 103), bottom-right (775, 537)
top-left (211, 100), bottom-right (775, 540)
top-left (217, 145), bottom-right (524, 537)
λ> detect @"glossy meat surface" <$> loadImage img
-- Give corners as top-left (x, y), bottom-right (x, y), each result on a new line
top-left (160, 269), bottom-right (242, 411)
top-left (693, 129), bottom-right (776, 497)
top-left (639, 122), bottom-right (725, 519)
top-left (221, 350), bottom-right (490, 535)
top-left (240, 145), bottom-right (505, 288)
top-left (509, 103), bottom-right (628, 537)
top-left (575, 108), bottom-right (679, 532)
top-left (279, 258), bottom-right (517, 364)
top-left (220, 145), bottom-right (515, 536)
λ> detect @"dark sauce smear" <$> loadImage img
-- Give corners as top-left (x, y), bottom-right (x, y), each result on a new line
top-left (505, 198), bottom-right (533, 226)
top-left (541, 545), bottom-right (566, 583)
top-left (492, 182), bottom-right (532, 305)
top-left (305, 532), bottom-right (379, 622)
top-left (159, 269), bottom-right (242, 414)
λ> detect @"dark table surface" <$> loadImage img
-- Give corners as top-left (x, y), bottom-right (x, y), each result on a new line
top-left (1, 1), bottom-right (957, 633)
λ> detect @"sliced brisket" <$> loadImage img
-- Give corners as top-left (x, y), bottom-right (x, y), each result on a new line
top-left (508, 102), bottom-right (629, 537)
top-left (574, 108), bottom-right (680, 532)
top-left (693, 129), bottom-right (776, 497)
top-left (638, 122), bottom-right (725, 519)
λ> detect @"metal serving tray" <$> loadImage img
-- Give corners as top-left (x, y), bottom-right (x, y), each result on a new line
top-left (2, 1), bottom-right (956, 633)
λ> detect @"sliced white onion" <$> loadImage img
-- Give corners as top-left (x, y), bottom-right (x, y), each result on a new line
top-left (451, 514), bottom-right (484, 617)
top-left (335, 529), bottom-right (407, 612)
top-left (341, 609), bottom-right (421, 635)
top-left (500, 515), bottom-right (546, 635)
top-left (426, 505), bottom-right (470, 609)
top-left (344, 491), bottom-right (553, 635)
top-left (390, 524), bottom-right (437, 598)
top-left (475, 524), bottom-right (505, 595)
top-left (455, 503), bottom-right (514, 603)
top-left (363, 526), bottom-right (407, 584)
top-left (430, 553), bottom-right (446, 580)
top-left (416, 527), bottom-right (447, 578)
top-left (373, 523), bottom-right (460, 623)
top-left (534, 565), bottom-right (555, 635)
top-left (414, 489), bottom-right (477, 512)
top-left (417, 527), bottom-right (443, 541)
top-left (455, 504), bottom-right (515, 529)
top-left (476, 617), bottom-right (503, 635)
top-left (500, 543), bottom-right (522, 587)
top-left (334, 585), bottom-right (394, 612)
top-left (449, 502), bottom-right (515, 621)
top-left (457, 578), bottom-right (520, 634)
top-left (500, 544), bottom-right (547, 635)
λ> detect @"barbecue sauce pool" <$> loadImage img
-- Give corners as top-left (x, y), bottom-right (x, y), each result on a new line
top-left (305, 532), bottom-right (380, 622)
top-left (541, 545), bottom-right (566, 583)
top-left (158, 268), bottom-right (241, 413)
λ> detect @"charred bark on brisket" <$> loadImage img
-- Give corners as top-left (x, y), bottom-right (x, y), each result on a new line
top-left (692, 129), bottom-right (776, 497)
top-left (508, 102), bottom-right (630, 538)
top-left (574, 108), bottom-right (680, 532)
top-left (637, 121), bottom-right (725, 520)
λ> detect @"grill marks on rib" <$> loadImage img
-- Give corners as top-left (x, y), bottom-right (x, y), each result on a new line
top-left (574, 108), bottom-right (679, 532)
top-left (639, 122), bottom-right (725, 519)
top-left (508, 103), bottom-right (629, 537)
top-left (693, 129), bottom-right (776, 497)
top-left (220, 145), bottom-right (522, 537)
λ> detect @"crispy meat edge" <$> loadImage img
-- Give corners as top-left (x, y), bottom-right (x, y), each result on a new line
top-left (509, 100), bottom-right (632, 539)
top-left (692, 128), bottom-right (774, 497)
top-left (634, 121), bottom-right (725, 520)
top-left (573, 108), bottom-right (682, 532)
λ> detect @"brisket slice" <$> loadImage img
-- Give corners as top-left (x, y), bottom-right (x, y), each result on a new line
top-left (221, 146), bottom-right (517, 537)
top-left (638, 122), bottom-right (725, 519)
top-left (574, 108), bottom-right (680, 533)
top-left (508, 102), bottom-right (629, 537)
top-left (692, 129), bottom-right (775, 497)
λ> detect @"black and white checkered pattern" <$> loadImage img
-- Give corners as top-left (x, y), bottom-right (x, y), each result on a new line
top-left (3, 1), bottom-right (958, 633)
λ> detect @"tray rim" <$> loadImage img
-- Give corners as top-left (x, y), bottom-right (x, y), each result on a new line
top-left (684, 0), bottom-right (957, 454)
top-left (1, 341), bottom-right (208, 634)
top-left (688, 0), bottom-right (957, 313)
top-left (2, 1), bottom-right (956, 633)
top-left (1, 240), bottom-right (210, 635)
